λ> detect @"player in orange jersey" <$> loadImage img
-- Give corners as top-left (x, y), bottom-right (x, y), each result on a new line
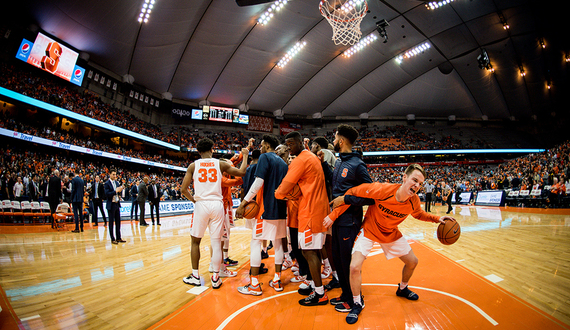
top-left (324, 164), bottom-right (456, 324)
top-left (275, 131), bottom-right (330, 306)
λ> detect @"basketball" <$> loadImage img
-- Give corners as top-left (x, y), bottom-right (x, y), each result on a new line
top-left (243, 201), bottom-right (260, 219)
top-left (286, 184), bottom-right (302, 200)
top-left (437, 220), bottom-right (461, 245)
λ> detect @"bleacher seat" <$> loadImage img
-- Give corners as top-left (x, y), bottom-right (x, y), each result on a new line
top-left (506, 190), bottom-right (519, 206)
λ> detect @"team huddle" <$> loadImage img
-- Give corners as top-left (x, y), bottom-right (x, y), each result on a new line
top-left (180, 124), bottom-right (456, 325)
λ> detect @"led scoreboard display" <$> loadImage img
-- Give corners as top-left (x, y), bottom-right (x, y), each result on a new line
top-left (15, 32), bottom-right (85, 86)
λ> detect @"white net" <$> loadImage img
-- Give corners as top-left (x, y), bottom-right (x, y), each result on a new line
top-left (319, 0), bottom-right (368, 46)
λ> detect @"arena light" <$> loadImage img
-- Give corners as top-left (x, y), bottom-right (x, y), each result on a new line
top-left (138, 0), bottom-right (155, 23)
top-left (395, 42), bottom-right (431, 64)
top-left (343, 33), bottom-right (378, 57)
top-left (277, 41), bottom-right (306, 68)
top-left (258, 0), bottom-right (288, 25)
top-left (425, 0), bottom-right (455, 10)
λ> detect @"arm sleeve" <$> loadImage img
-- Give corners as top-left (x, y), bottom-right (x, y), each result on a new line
top-left (245, 177), bottom-right (264, 202)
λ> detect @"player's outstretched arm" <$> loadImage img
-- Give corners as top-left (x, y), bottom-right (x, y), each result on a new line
top-left (223, 148), bottom-right (249, 177)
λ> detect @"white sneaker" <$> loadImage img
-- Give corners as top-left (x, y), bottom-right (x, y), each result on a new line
top-left (183, 274), bottom-right (201, 286)
top-left (220, 268), bottom-right (237, 277)
top-left (321, 265), bottom-right (332, 279)
top-left (291, 265), bottom-right (299, 273)
top-left (299, 279), bottom-right (312, 290)
top-left (211, 276), bottom-right (222, 289)
top-left (290, 275), bottom-right (306, 283)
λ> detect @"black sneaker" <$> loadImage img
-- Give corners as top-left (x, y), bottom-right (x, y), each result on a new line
top-left (324, 277), bottom-right (340, 291)
top-left (334, 301), bottom-right (352, 313)
top-left (298, 291), bottom-right (328, 306)
top-left (396, 285), bottom-right (419, 300)
top-left (261, 250), bottom-right (269, 259)
top-left (224, 257), bottom-right (238, 266)
top-left (298, 285), bottom-right (313, 296)
top-left (329, 297), bottom-right (344, 305)
top-left (346, 302), bottom-right (364, 324)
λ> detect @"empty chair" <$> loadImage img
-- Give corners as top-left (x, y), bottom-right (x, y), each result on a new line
top-left (10, 201), bottom-right (25, 225)
top-left (40, 202), bottom-right (53, 226)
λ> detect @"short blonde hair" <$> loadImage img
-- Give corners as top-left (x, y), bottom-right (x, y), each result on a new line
top-left (405, 164), bottom-right (426, 179)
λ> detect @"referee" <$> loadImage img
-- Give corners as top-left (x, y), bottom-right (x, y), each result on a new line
top-left (424, 179), bottom-right (434, 212)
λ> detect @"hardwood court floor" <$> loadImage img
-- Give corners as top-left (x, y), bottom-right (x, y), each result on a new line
top-left (0, 204), bottom-right (568, 329)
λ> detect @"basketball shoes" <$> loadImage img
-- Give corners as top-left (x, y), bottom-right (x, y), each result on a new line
top-left (269, 279), bottom-right (283, 292)
top-left (298, 291), bottom-right (328, 306)
top-left (396, 284), bottom-right (419, 300)
top-left (211, 276), bottom-right (222, 289)
top-left (238, 283), bottom-right (262, 296)
top-left (183, 274), bottom-right (201, 286)
top-left (220, 268), bottom-right (237, 277)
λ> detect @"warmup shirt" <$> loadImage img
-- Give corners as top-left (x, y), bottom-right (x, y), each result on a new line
top-left (331, 152), bottom-right (374, 227)
top-left (328, 182), bottom-right (440, 243)
top-left (275, 149), bottom-right (329, 233)
top-left (254, 152), bottom-right (288, 220)
top-left (193, 158), bottom-right (223, 202)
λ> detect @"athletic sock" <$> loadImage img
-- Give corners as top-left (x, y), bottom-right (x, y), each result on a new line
top-left (223, 251), bottom-right (229, 259)
top-left (353, 295), bottom-right (362, 305)
top-left (192, 269), bottom-right (199, 278)
top-left (323, 258), bottom-right (330, 268)
top-left (273, 272), bottom-right (281, 282)
top-left (251, 275), bottom-right (259, 286)
top-left (212, 271), bottom-right (219, 281)
top-left (315, 286), bottom-right (324, 295)
top-left (400, 282), bottom-right (408, 290)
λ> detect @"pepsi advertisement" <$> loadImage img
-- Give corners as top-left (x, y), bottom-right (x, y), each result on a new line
top-left (15, 33), bottom-right (85, 87)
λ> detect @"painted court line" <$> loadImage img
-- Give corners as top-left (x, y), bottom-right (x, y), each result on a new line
top-left (214, 284), bottom-right (498, 329)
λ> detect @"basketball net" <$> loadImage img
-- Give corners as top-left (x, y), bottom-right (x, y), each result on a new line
top-left (319, 0), bottom-right (368, 46)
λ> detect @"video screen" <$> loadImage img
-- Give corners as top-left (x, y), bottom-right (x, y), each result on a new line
top-left (238, 114), bottom-right (249, 125)
top-left (208, 106), bottom-right (235, 123)
top-left (16, 33), bottom-right (85, 86)
top-left (191, 109), bottom-right (203, 120)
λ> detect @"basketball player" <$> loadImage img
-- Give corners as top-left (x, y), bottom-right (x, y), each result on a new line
top-left (181, 138), bottom-right (248, 288)
top-left (325, 124), bottom-right (374, 313)
top-left (275, 131), bottom-right (330, 306)
top-left (235, 134), bottom-right (288, 295)
top-left (324, 164), bottom-right (457, 324)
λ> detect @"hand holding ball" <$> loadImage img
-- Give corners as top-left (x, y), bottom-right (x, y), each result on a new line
top-left (437, 219), bottom-right (460, 245)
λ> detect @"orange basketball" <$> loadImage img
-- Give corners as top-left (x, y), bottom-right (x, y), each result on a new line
top-left (243, 201), bottom-right (260, 219)
top-left (437, 220), bottom-right (461, 245)
top-left (286, 184), bottom-right (302, 200)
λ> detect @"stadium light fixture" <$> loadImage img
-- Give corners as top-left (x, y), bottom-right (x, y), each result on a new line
top-left (343, 33), bottom-right (378, 58)
top-left (425, 0), bottom-right (455, 10)
top-left (138, 0), bottom-right (155, 23)
top-left (395, 42), bottom-right (431, 64)
top-left (277, 41), bottom-right (306, 68)
top-left (258, 0), bottom-right (288, 25)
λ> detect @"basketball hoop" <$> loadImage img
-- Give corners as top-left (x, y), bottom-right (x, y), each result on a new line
top-left (319, 0), bottom-right (368, 46)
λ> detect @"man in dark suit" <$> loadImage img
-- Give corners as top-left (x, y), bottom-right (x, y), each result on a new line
top-left (91, 175), bottom-right (107, 227)
top-left (130, 180), bottom-right (139, 220)
top-left (48, 169), bottom-right (62, 228)
top-left (28, 175), bottom-right (39, 201)
top-left (148, 178), bottom-right (161, 225)
top-left (137, 176), bottom-right (150, 226)
top-left (70, 171), bottom-right (85, 233)
top-left (105, 170), bottom-right (125, 244)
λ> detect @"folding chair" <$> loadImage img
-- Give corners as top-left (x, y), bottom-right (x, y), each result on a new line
top-left (1, 200), bottom-right (11, 224)
top-left (54, 203), bottom-right (73, 230)
top-left (29, 202), bottom-right (43, 224)
top-left (10, 201), bottom-right (25, 225)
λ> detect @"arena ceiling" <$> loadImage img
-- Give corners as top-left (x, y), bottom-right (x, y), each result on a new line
top-left (11, 0), bottom-right (567, 121)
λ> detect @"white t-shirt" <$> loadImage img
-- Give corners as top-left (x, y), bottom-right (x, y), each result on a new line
top-left (193, 158), bottom-right (223, 202)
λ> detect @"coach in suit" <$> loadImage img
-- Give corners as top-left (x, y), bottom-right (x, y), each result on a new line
top-left (105, 170), bottom-right (125, 244)
top-left (70, 171), bottom-right (85, 233)
top-left (28, 175), bottom-right (39, 201)
top-left (148, 178), bottom-right (161, 225)
top-left (48, 170), bottom-right (62, 228)
top-left (91, 175), bottom-right (107, 226)
top-left (137, 177), bottom-right (150, 226)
